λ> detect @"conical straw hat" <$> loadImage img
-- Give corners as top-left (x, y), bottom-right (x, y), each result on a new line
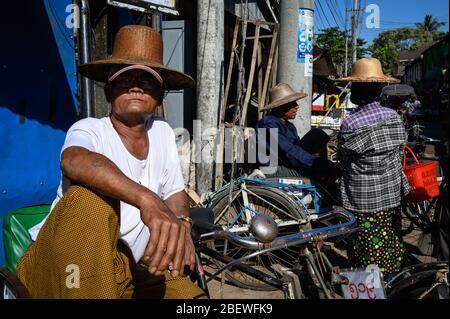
top-left (79, 25), bottom-right (195, 90)
top-left (260, 83), bottom-right (307, 111)
top-left (336, 58), bottom-right (400, 83)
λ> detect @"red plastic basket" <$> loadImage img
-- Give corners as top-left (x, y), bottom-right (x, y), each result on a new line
top-left (402, 145), bottom-right (440, 203)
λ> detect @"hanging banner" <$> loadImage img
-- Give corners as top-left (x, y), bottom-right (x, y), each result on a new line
top-left (297, 8), bottom-right (314, 77)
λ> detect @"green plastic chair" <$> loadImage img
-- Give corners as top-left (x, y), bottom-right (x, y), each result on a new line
top-left (2, 205), bottom-right (51, 273)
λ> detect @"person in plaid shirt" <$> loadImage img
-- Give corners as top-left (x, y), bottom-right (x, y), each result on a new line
top-left (337, 58), bottom-right (410, 276)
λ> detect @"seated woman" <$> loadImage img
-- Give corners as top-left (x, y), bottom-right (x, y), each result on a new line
top-left (256, 83), bottom-right (340, 189)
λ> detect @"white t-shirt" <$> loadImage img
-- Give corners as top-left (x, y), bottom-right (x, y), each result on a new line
top-left (29, 115), bottom-right (185, 262)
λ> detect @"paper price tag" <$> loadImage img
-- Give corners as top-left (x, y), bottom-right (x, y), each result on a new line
top-left (340, 265), bottom-right (386, 299)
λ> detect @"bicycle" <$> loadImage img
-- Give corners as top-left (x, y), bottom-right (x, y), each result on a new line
top-left (202, 176), bottom-right (350, 292)
top-left (385, 261), bottom-right (449, 299)
top-left (401, 138), bottom-right (448, 262)
top-left (2, 200), bottom-right (448, 300)
top-left (190, 205), bottom-right (360, 299)
top-left (190, 208), bottom-right (449, 299)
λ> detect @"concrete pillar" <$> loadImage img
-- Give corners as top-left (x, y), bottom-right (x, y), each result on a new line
top-left (196, 0), bottom-right (224, 195)
top-left (92, 10), bottom-right (109, 118)
top-left (351, 0), bottom-right (359, 63)
top-left (278, 0), bottom-right (314, 137)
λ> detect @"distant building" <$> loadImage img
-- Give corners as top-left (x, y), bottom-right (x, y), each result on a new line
top-left (403, 35), bottom-right (449, 115)
top-left (396, 46), bottom-right (430, 79)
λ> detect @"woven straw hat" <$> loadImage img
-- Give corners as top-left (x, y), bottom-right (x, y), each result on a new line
top-left (260, 83), bottom-right (307, 111)
top-left (79, 25), bottom-right (195, 90)
top-left (336, 58), bottom-right (400, 83)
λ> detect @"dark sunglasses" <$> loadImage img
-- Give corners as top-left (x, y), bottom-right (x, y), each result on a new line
top-left (111, 76), bottom-right (162, 90)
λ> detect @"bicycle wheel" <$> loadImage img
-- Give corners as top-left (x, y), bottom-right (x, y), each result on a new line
top-left (401, 199), bottom-right (438, 261)
top-left (207, 184), bottom-right (309, 291)
top-left (387, 262), bottom-right (449, 299)
top-left (402, 200), bottom-right (435, 233)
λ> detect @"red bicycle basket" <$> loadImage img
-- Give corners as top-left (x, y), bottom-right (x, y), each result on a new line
top-left (402, 145), bottom-right (440, 203)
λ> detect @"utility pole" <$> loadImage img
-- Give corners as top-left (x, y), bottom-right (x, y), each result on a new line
top-left (278, 0), bottom-right (314, 138)
top-left (351, 0), bottom-right (359, 63)
top-left (196, 0), bottom-right (224, 195)
top-left (152, 12), bottom-right (160, 32)
top-left (344, 5), bottom-right (349, 76)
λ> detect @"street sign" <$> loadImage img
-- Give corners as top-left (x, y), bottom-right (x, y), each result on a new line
top-left (107, 0), bottom-right (179, 16)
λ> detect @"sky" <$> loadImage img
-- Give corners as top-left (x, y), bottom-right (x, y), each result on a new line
top-left (314, 0), bottom-right (449, 45)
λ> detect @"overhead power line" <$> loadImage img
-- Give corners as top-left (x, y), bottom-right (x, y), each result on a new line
top-left (317, 0), bottom-right (333, 29)
top-left (333, 0), bottom-right (346, 26)
top-left (328, 0), bottom-right (346, 29)
top-left (315, 3), bottom-right (326, 31)
top-left (325, 0), bottom-right (345, 30)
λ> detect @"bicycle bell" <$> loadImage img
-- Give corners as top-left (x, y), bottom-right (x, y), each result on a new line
top-left (249, 214), bottom-right (278, 243)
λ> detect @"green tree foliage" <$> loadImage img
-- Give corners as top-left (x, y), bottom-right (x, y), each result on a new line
top-left (368, 15), bottom-right (446, 75)
top-left (415, 14), bottom-right (446, 41)
top-left (316, 27), bottom-right (367, 74)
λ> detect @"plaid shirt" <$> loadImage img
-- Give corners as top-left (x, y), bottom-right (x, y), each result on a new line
top-left (338, 114), bottom-right (410, 213)
top-left (341, 101), bottom-right (397, 132)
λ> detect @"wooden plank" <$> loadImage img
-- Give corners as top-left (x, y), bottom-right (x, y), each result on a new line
top-left (257, 42), bottom-right (263, 108)
top-left (185, 187), bottom-right (202, 208)
top-left (222, 18), bottom-right (240, 114)
top-left (246, 35), bottom-right (273, 40)
top-left (259, 24), bottom-right (279, 118)
top-left (247, 19), bottom-right (277, 26)
top-left (161, 99), bottom-right (168, 120)
top-left (240, 21), bottom-right (261, 126)
top-left (215, 18), bottom-right (240, 190)
top-left (271, 43), bottom-right (279, 87)
top-left (214, 124), bottom-right (226, 189)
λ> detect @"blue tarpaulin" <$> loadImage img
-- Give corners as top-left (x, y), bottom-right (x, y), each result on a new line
top-left (0, 0), bottom-right (78, 265)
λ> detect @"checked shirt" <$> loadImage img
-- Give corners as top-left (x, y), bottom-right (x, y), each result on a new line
top-left (338, 106), bottom-right (410, 213)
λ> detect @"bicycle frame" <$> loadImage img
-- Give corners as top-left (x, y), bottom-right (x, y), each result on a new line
top-left (206, 177), bottom-right (337, 235)
top-left (194, 204), bottom-right (360, 299)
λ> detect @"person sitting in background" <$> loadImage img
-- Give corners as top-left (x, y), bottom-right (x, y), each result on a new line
top-left (256, 83), bottom-right (341, 190)
top-left (399, 94), bottom-right (422, 121)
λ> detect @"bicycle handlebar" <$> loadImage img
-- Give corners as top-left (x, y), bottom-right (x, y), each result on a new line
top-left (199, 209), bottom-right (360, 284)
top-left (199, 209), bottom-right (359, 251)
top-left (418, 135), bottom-right (441, 144)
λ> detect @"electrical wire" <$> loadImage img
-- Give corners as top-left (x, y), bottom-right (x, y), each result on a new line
top-left (330, 0), bottom-right (345, 29)
top-left (380, 20), bottom-right (422, 26)
top-left (325, 0), bottom-right (344, 31)
top-left (315, 5), bottom-right (326, 32)
top-left (333, 0), bottom-right (346, 27)
top-left (317, 0), bottom-right (333, 29)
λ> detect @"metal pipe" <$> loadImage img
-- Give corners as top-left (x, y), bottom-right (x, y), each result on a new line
top-left (197, 245), bottom-right (285, 289)
top-left (79, 0), bottom-right (93, 118)
top-left (305, 251), bottom-right (333, 299)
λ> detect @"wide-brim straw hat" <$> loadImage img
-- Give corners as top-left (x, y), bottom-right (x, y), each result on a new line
top-left (336, 58), bottom-right (400, 83)
top-left (260, 83), bottom-right (307, 111)
top-left (79, 25), bottom-right (195, 90)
